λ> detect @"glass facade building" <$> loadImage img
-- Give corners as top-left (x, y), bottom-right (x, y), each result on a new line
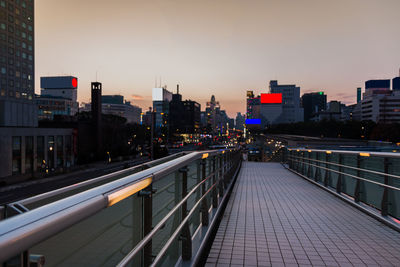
top-left (0, 0), bottom-right (37, 126)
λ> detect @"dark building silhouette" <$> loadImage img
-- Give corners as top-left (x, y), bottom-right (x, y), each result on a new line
top-left (365, 79), bottom-right (390, 89)
top-left (169, 85), bottom-right (201, 138)
top-left (393, 77), bottom-right (400, 91)
top-left (357, 88), bottom-right (362, 103)
top-left (301, 92), bottom-right (327, 121)
top-left (91, 82), bottom-right (102, 156)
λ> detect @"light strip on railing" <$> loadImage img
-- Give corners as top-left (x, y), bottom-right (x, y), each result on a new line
top-left (202, 153), bottom-right (209, 159)
top-left (107, 177), bottom-right (152, 207)
top-left (326, 151), bottom-right (332, 154)
top-left (359, 152), bottom-right (370, 157)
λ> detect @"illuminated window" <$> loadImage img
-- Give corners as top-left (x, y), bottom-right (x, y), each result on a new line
top-left (0, 89), bottom-right (5, 96)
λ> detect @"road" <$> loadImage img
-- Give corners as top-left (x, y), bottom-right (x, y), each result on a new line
top-left (0, 157), bottom-right (149, 205)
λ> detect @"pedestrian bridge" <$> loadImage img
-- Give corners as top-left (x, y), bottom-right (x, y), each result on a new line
top-left (206, 162), bottom-right (400, 266)
top-left (1, 149), bottom-right (400, 266)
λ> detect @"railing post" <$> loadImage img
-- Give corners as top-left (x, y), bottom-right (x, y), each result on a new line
top-left (324, 153), bottom-right (330, 187)
top-left (336, 154), bottom-right (343, 194)
top-left (301, 152), bottom-right (305, 174)
top-left (307, 151), bottom-right (312, 177)
top-left (224, 152), bottom-right (228, 188)
top-left (218, 155), bottom-right (224, 198)
top-left (314, 152), bottom-right (319, 182)
top-left (201, 159), bottom-right (209, 226)
top-left (179, 167), bottom-right (192, 260)
top-left (354, 155), bottom-right (362, 203)
top-left (143, 184), bottom-right (153, 266)
top-left (212, 156), bottom-right (218, 208)
top-left (381, 157), bottom-right (390, 216)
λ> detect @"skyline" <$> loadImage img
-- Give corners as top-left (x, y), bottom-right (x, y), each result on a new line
top-left (35, 0), bottom-right (400, 117)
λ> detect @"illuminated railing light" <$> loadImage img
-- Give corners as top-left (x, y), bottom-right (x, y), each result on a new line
top-left (359, 152), bottom-right (370, 157)
top-left (308, 150), bottom-right (312, 153)
top-left (202, 153), bottom-right (209, 159)
top-left (326, 151), bottom-right (332, 154)
top-left (108, 177), bottom-right (152, 207)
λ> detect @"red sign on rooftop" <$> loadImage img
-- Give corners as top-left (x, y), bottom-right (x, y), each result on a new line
top-left (261, 93), bottom-right (282, 104)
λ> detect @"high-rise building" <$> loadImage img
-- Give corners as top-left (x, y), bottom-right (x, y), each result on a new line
top-left (269, 80), bottom-right (304, 123)
top-left (357, 88), bottom-right (362, 103)
top-left (169, 86), bottom-right (201, 136)
top-left (301, 92), bottom-right (327, 121)
top-left (0, 1), bottom-right (76, 182)
top-left (393, 77), bottom-right (400, 91)
top-left (152, 87), bottom-right (172, 134)
top-left (0, 0), bottom-right (36, 127)
top-left (235, 112), bottom-right (245, 131)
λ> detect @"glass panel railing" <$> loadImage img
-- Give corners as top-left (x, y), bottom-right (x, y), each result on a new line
top-left (360, 156), bottom-right (385, 210)
top-left (329, 153), bottom-right (339, 189)
top-left (388, 158), bottom-right (400, 219)
top-left (341, 154), bottom-right (358, 198)
top-left (30, 194), bottom-right (143, 267)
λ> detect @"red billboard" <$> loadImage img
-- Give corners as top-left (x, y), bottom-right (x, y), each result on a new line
top-left (261, 93), bottom-right (282, 104)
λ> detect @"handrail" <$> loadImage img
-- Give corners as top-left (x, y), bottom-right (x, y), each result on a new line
top-left (288, 148), bottom-right (400, 158)
top-left (11, 152), bottom-right (187, 207)
top-left (151, 180), bottom-right (218, 266)
top-left (0, 149), bottom-right (239, 264)
top-left (0, 151), bottom-right (208, 262)
top-left (288, 157), bottom-right (400, 192)
top-left (116, 160), bottom-right (229, 267)
top-left (289, 155), bottom-right (400, 180)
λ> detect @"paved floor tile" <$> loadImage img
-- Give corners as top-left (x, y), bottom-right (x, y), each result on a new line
top-left (206, 162), bottom-right (400, 266)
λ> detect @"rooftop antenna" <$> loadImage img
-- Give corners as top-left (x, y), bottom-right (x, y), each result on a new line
top-left (177, 84), bottom-right (179, 94)
top-left (159, 76), bottom-right (162, 88)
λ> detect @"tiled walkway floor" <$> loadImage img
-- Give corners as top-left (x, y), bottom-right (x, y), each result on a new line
top-left (205, 162), bottom-right (400, 267)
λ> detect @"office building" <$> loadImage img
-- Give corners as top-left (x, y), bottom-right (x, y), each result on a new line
top-left (0, 0), bottom-right (36, 127)
top-left (169, 85), bottom-right (201, 137)
top-left (357, 88), bottom-right (362, 103)
top-left (0, 1), bottom-right (77, 183)
top-left (269, 80), bottom-right (304, 123)
top-left (245, 81), bottom-right (303, 127)
top-left (152, 87), bottom-right (172, 134)
top-left (301, 92), bottom-right (327, 121)
top-left (355, 75), bottom-right (400, 123)
top-left (393, 77), bottom-right (400, 91)
top-left (235, 112), bottom-right (245, 131)
top-left (37, 76), bottom-right (79, 120)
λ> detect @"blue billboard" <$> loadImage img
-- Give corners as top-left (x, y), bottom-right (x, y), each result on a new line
top-left (245, 119), bottom-right (261, 125)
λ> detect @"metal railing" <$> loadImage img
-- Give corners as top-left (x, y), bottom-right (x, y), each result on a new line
top-left (286, 148), bottom-right (400, 220)
top-left (0, 149), bottom-right (241, 266)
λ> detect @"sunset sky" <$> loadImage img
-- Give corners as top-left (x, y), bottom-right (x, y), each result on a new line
top-left (35, 0), bottom-right (400, 117)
